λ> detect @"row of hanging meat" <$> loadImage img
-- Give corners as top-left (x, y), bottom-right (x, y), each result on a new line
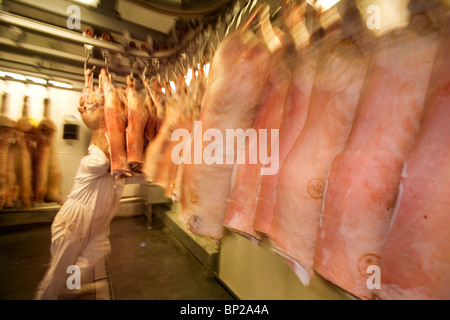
top-left (78, 1), bottom-right (449, 300)
top-left (0, 94), bottom-right (63, 210)
top-left (78, 61), bottom-right (206, 182)
top-left (170, 3), bottom-right (449, 300)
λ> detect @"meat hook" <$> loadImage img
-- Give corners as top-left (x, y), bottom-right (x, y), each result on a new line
top-left (136, 58), bottom-right (149, 82)
top-left (129, 56), bottom-right (136, 79)
top-left (84, 44), bottom-right (95, 75)
top-left (101, 49), bottom-right (110, 74)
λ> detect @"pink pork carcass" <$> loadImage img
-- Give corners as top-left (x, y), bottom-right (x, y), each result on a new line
top-left (377, 24), bottom-right (450, 300)
top-left (252, 33), bottom-right (320, 236)
top-left (164, 78), bottom-right (197, 199)
top-left (154, 75), bottom-right (190, 195)
top-left (142, 85), bottom-right (179, 183)
top-left (180, 8), bottom-right (272, 239)
top-left (313, 16), bottom-right (441, 300)
top-left (125, 75), bottom-right (149, 173)
top-left (153, 81), bottom-right (166, 135)
top-left (143, 78), bottom-right (157, 149)
top-left (78, 68), bottom-right (110, 157)
top-left (171, 70), bottom-right (207, 202)
top-left (269, 26), bottom-right (372, 286)
top-left (223, 37), bottom-right (295, 242)
top-left (100, 68), bottom-right (131, 178)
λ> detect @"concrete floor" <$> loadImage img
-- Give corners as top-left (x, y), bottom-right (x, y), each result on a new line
top-left (0, 213), bottom-right (235, 300)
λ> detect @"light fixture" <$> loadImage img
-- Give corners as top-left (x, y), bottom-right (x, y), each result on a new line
top-left (3, 71), bottom-right (27, 81)
top-left (307, 0), bottom-right (341, 12)
top-left (162, 87), bottom-right (166, 94)
top-left (73, 0), bottom-right (99, 7)
top-left (48, 80), bottom-right (73, 89)
top-left (0, 70), bottom-right (77, 89)
top-left (170, 80), bottom-right (176, 93)
top-left (26, 76), bottom-right (47, 85)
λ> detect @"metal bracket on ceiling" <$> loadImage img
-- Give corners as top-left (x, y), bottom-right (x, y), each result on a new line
top-left (126, 0), bottom-right (232, 18)
top-left (142, 64), bottom-right (148, 82)
top-left (9, 25), bottom-right (25, 44)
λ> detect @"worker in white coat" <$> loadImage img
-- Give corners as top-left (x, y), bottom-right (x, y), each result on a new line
top-left (35, 144), bottom-right (124, 300)
top-left (35, 77), bottom-right (143, 299)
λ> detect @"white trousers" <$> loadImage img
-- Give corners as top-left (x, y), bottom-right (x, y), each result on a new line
top-left (34, 199), bottom-right (114, 300)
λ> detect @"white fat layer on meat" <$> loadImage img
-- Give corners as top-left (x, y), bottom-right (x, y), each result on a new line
top-left (271, 245), bottom-right (311, 286)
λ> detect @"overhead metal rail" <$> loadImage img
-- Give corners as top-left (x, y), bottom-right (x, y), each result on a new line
top-left (127, 0), bottom-right (233, 18)
top-left (0, 10), bottom-right (191, 59)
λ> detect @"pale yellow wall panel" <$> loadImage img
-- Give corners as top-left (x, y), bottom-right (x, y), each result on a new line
top-left (219, 231), bottom-right (352, 300)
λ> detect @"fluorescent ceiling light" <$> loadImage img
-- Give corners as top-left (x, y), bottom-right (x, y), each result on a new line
top-left (49, 80), bottom-right (73, 88)
top-left (0, 71), bottom-right (76, 88)
top-left (307, 0), bottom-right (341, 12)
top-left (73, 0), bottom-right (99, 7)
top-left (26, 76), bottom-right (47, 85)
top-left (3, 72), bottom-right (27, 81)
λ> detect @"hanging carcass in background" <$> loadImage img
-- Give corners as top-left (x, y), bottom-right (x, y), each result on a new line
top-left (152, 74), bottom-right (190, 196)
top-left (180, 5), bottom-right (272, 239)
top-left (2, 96), bottom-right (20, 209)
top-left (6, 142), bottom-right (20, 208)
top-left (44, 144), bottom-right (63, 205)
top-left (153, 80), bottom-right (166, 135)
top-left (0, 93), bottom-right (18, 209)
top-left (143, 78), bottom-right (157, 149)
top-left (171, 64), bottom-right (208, 202)
top-left (142, 79), bottom-right (179, 183)
top-left (32, 99), bottom-right (55, 204)
top-left (15, 96), bottom-right (37, 209)
top-left (149, 25), bottom-right (212, 199)
top-left (34, 98), bottom-right (63, 205)
top-left (314, 9), bottom-right (442, 300)
top-left (0, 93), bottom-right (63, 210)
